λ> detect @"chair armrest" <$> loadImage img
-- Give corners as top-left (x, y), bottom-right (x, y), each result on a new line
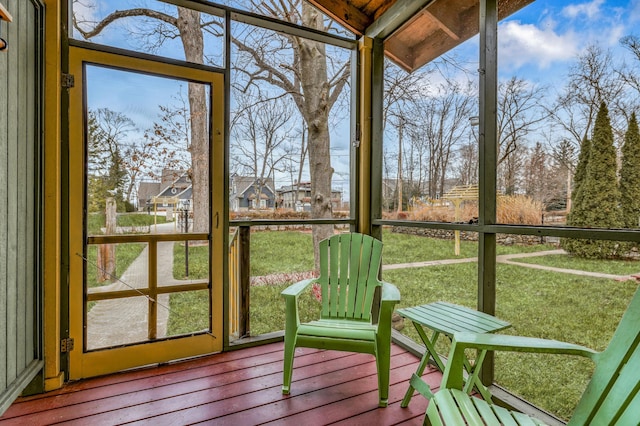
top-left (441, 332), bottom-right (599, 390)
top-left (281, 278), bottom-right (317, 298)
top-left (281, 278), bottom-right (318, 334)
top-left (376, 282), bottom-right (400, 330)
top-left (453, 332), bottom-right (599, 357)
top-left (381, 281), bottom-right (400, 303)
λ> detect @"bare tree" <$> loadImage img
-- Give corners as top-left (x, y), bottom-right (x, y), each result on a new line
top-left (497, 77), bottom-right (548, 167)
top-left (456, 140), bottom-right (478, 186)
top-left (549, 138), bottom-right (577, 211)
top-left (409, 82), bottom-right (474, 198)
top-left (73, 1), bottom-right (351, 268)
top-left (523, 142), bottom-right (548, 202)
top-left (620, 35), bottom-right (640, 118)
top-left (87, 108), bottom-right (135, 211)
top-left (74, 4), bottom-right (211, 232)
top-left (231, 91), bottom-right (297, 205)
top-left (550, 45), bottom-right (627, 148)
top-left (231, 1), bottom-right (350, 258)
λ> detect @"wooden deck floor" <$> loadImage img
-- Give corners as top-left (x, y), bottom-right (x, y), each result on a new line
top-left (0, 342), bottom-right (442, 425)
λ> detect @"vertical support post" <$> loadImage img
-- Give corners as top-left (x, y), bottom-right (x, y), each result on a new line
top-left (371, 38), bottom-right (384, 241)
top-left (183, 206), bottom-right (189, 278)
top-left (239, 225), bottom-right (250, 338)
top-left (478, 0), bottom-right (498, 386)
top-left (454, 199), bottom-right (462, 256)
top-left (43, 0), bottom-right (65, 391)
top-left (357, 36), bottom-right (373, 236)
top-left (148, 238), bottom-right (158, 340)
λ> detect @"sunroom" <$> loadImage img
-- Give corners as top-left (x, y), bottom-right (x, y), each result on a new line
top-left (2, 0), bottom-right (640, 424)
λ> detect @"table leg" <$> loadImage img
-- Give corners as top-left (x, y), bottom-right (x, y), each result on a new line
top-left (462, 349), bottom-right (492, 401)
top-left (401, 325), bottom-right (443, 408)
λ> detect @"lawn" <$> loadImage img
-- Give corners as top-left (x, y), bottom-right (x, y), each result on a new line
top-left (87, 211), bottom-right (168, 235)
top-left (167, 228), bottom-right (640, 420)
top-left (84, 212), bottom-right (168, 309)
top-left (85, 243), bottom-right (146, 289)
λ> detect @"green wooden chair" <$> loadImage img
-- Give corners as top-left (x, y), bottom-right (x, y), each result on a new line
top-left (410, 286), bottom-right (640, 425)
top-left (281, 233), bottom-right (400, 407)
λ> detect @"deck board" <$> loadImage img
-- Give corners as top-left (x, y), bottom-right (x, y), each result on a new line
top-left (0, 342), bottom-right (440, 425)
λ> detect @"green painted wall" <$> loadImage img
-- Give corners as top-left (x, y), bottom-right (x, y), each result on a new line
top-left (0, 0), bottom-right (44, 416)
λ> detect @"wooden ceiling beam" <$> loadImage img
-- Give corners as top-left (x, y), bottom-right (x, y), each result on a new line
top-left (365, 0), bottom-right (435, 39)
top-left (424, 10), bottom-right (459, 41)
top-left (307, 0), bottom-right (372, 35)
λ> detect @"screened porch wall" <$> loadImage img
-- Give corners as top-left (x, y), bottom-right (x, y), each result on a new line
top-left (0, 0), bottom-right (44, 415)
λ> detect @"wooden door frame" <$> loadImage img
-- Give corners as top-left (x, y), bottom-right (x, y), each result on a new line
top-left (67, 45), bottom-right (225, 379)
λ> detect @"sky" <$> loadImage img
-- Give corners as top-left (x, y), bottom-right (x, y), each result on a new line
top-left (76, 0), bottom-right (640, 194)
top-left (494, 0), bottom-right (639, 82)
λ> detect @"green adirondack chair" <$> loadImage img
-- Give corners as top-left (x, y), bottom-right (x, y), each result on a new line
top-left (410, 286), bottom-right (640, 425)
top-left (281, 233), bottom-right (401, 407)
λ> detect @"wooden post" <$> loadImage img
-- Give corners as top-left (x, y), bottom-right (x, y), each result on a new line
top-left (97, 197), bottom-right (116, 282)
top-left (239, 226), bottom-right (251, 338)
top-left (454, 199), bottom-right (462, 256)
top-left (478, 0), bottom-right (499, 388)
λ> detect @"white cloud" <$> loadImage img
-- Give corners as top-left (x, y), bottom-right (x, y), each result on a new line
top-left (628, 0), bottom-right (640, 22)
top-left (499, 21), bottom-right (579, 70)
top-left (562, 0), bottom-right (606, 20)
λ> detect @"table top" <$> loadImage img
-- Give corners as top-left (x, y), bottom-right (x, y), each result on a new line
top-left (397, 302), bottom-right (511, 336)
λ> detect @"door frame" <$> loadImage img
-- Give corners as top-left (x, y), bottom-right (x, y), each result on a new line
top-left (67, 45), bottom-right (225, 379)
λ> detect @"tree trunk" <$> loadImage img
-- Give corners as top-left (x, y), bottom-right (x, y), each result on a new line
top-left (300, 4), bottom-right (334, 270)
top-left (176, 8), bottom-right (209, 233)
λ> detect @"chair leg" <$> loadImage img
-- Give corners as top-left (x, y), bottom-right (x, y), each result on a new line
top-left (282, 334), bottom-right (296, 394)
top-left (376, 340), bottom-right (391, 407)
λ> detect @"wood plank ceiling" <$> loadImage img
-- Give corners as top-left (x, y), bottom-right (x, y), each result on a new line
top-left (308, 0), bottom-right (535, 72)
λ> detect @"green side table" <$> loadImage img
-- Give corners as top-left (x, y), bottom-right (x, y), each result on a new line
top-left (398, 302), bottom-right (511, 406)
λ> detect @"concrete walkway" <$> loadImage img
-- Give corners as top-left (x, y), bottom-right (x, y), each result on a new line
top-left (86, 222), bottom-right (192, 350)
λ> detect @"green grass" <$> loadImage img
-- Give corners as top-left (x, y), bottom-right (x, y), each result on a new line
top-left (166, 290), bottom-right (210, 336)
top-left (84, 242), bottom-right (146, 312)
top-left (511, 253), bottom-right (640, 276)
top-left (87, 212), bottom-right (168, 235)
top-left (494, 265), bottom-right (637, 419)
top-left (249, 231), bottom-right (314, 275)
top-left (381, 231), bottom-right (479, 262)
top-left (250, 283), bottom-right (321, 336)
top-left (85, 243), bottom-right (146, 289)
top-left (381, 263), bottom-right (638, 420)
top-left (173, 243), bottom-right (209, 279)
top-left (379, 230), bottom-right (555, 264)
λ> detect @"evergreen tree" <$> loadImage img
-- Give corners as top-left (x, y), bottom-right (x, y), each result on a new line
top-left (620, 113), bottom-right (640, 229)
top-left (561, 136), bottom-right (590, 253)
top-left (569, 135), bottom-right (590, 220)
top-left (563, 102), bottom-right (621, 258)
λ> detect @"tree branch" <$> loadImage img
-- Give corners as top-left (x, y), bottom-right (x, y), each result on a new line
top-left (73, 8), bottom-right (178, 39)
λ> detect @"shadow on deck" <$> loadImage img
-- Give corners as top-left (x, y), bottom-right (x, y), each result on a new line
top-left (0, 342), bottom-right (442, 425)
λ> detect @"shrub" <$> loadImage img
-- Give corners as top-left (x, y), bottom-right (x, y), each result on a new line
top-left (399, 195), bottom-right (542, 225)
top-left (497, 195), bottom-right (543, 225)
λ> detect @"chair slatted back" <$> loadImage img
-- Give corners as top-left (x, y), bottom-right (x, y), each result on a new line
top-left (570, 287), bottom-right (640, 425)
top-left (318, 233), bottom-right (383, 321)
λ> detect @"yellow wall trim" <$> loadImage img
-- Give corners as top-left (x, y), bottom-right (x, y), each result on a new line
top-left (44, 373), bottom-right (65, 392)
top-left (43, 0), bottom-right (63, 391)
top-left (357, 37), bottom-right (373, 234)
